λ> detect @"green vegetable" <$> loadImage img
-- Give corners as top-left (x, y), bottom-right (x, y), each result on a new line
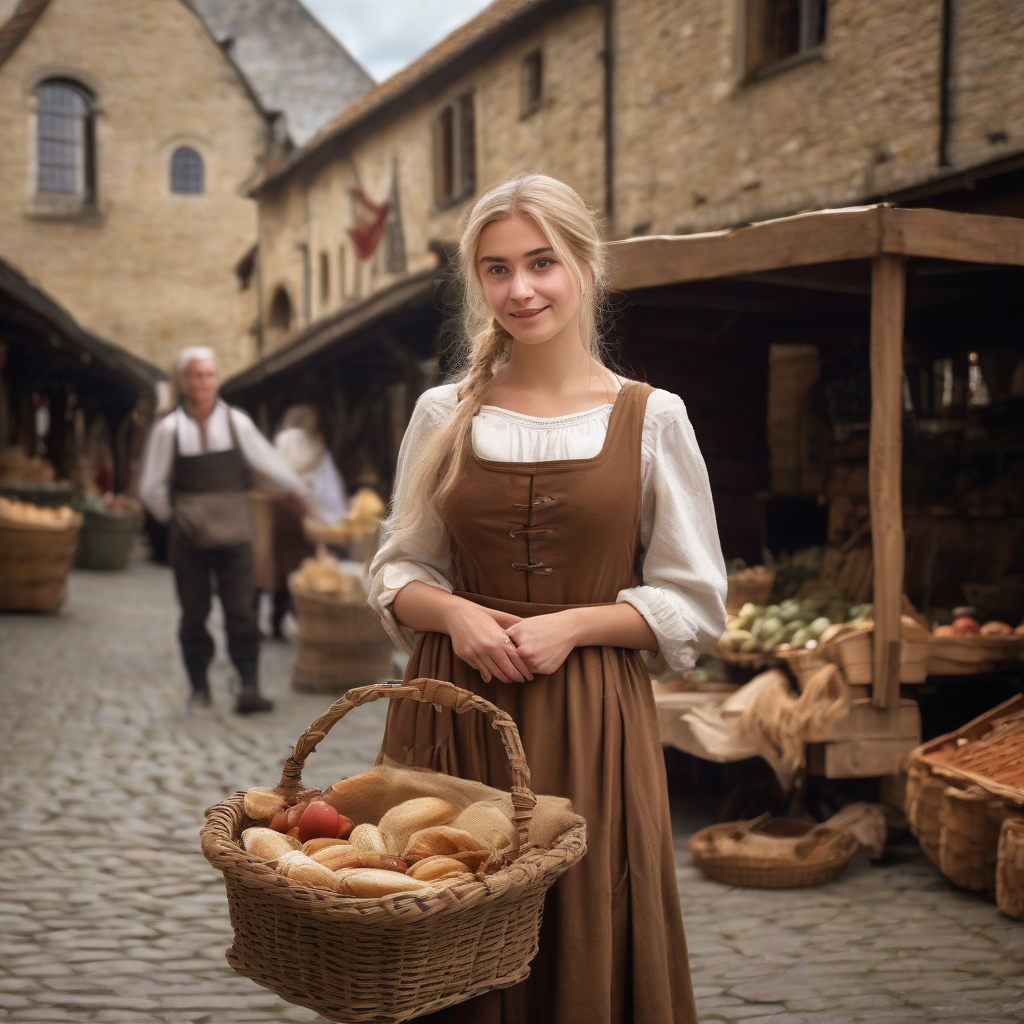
top-left (783, 620), bottom-right (806, 641)
top-left (807, 616), bottom-right (832, 640)
top-left (758, 616), bottom-right (784, 642)
top-left (790, 628), bottom-right (812, 650)
top-left (762, 627), bottom-right (789, 652)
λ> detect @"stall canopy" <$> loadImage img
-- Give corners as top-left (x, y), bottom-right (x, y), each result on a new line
top-left (608, 204), bottom-right (1024, 713)
top-left (0, 256), bottom-right (163, 484)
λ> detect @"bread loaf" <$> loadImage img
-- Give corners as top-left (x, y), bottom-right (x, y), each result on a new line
top-left (349, 823), bottom-right (389, 853)
top-left (334, 868), bottom-right (432, 897)
top-left (241, 827), bottom-right (301, 861)
top-left (302, 837), bottom-right (350, 856)
top-left (402, 825), bottom-right (488, 863)
top-left (243, 787), bottom-right (289, 821)
top-left (276, 850), bottom-right (341, 890)
top-left (406, 856), bottom-right (472, 881)
top-left (310, 846), bottom-right (407, 873)
top-left (379, 797), bottom-right (459, 855)
top-left (452, 801), bottom-right (519, 858)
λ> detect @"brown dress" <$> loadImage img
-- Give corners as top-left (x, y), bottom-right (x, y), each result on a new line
top-left (380, 381), bottom-right (697, 1024)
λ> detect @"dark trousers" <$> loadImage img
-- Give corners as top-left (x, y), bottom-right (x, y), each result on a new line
top-left (169, 523), bottom-right (260, 693)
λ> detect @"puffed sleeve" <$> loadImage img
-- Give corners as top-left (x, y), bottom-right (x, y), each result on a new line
top-left (615, 390), bottom-right (728, 673)
top-left (367, 386), bottom-right (458, 652)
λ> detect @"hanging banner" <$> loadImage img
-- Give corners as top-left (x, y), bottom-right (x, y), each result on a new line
top-left (348, 189), bottom-right (389, 260)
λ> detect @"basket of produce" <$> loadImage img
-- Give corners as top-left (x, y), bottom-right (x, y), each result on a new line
top-left (687, 812), bottom-right (859, 889)
top-left (201, 677), bottom-right (587, 1023)
top-left (814, 614), bottom-right (932, 686)
top-left (725, 564), bottom-right (775, 614)
top-left (0, 497), bottom-right (82, 611)
top-left (74, 494), bottom-right (140, 571)
top-left (996, 818), bottom-right (1024, 920)
top-left (0, 447), bottom-right (57, 485)
top-left (289, 554), bottom-right (394, 692)
top-left (905, 695), bottom-right (1024, 891)
top-left (304, 486), bottom-right (387, 551)
top-left (927, 613), bottom-right (1023, 675)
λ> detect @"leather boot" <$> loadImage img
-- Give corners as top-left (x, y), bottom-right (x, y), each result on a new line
top-left (235, 678), bottom-right (274, 714)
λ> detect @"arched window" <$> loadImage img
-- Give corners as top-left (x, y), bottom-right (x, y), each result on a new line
top-left (170, 146), bottom-right (204, 194)
top-left (269, 286), bottom-right (292, 338)
top-left (36, 80), bottom-right (93, 198)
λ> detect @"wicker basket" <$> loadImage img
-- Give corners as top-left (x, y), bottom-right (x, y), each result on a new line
top-left (996, 818), bottom-right (1024, 921)
top-left (289, 577), bottom-right (394, 693)
top-left (687, 815), bottom-right (858, 888)
top-left (0, 514), bottom-right (82, 611)
top-left (904, 761), bottom-right (948, 868)
top-left (201, 678), bottom-right (587, 1023)
top-left (777, 646), bottom-right (830, 690)
top-left (819, 619), bottom-right (933, 685)
top-left (937, 785), bottom-right (1014, 892)
top-left (725, 566), bottom-right (775, 615)
top-left (927, 634), bottom-right (1024, 676)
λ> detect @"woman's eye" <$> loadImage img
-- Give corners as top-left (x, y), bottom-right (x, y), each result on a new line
top-left (488, 265), bottom-right (507, 275)
top-left (534, 259), bottom-right (552, 269)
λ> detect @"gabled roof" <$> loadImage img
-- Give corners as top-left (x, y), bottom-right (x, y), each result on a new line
top-left (0, 0), bottom-right (50, 67)
top-left (255, 0), bottom-right (577, 193)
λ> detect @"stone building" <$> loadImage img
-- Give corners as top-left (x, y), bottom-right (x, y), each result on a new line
top-left (0, 0), bottom-right (371, 376)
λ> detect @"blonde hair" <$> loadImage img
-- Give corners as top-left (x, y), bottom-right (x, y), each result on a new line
top-left (390, 174), bottom-right (611, 532)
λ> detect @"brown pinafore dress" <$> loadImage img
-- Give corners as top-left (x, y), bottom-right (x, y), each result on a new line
top-left (380, 382), bottom-right (697, 1024)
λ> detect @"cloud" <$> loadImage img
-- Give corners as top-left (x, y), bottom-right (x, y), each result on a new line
top-left (304, 0), bottom-right (493, 82)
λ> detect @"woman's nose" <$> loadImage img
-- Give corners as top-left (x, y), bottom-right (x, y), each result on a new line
top-left (509, 269), bottom-right (533, 300)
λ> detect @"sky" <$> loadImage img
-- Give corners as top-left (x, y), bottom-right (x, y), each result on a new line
top-left (304, 0), bottom-right (494, 82)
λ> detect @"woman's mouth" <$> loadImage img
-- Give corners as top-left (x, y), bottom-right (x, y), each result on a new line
top-left (509, 307), bottom-right (547, 319)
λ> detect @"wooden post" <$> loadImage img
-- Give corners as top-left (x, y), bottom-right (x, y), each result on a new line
top-left (869, 254), bottom-right (906, 710)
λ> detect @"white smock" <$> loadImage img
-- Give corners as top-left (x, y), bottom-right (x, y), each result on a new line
top-left (273, 426), bottom-right (349, 524)
top-left (368, 383), bottom-right (728, 674)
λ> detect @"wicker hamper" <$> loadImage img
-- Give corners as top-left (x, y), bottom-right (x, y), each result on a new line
top-left (0, 513), bottom-right (82, 611)
top-left (905, 695), bottom-right (1024, 891)
top-left (201, 678), bottom-right (587, 1023)
top-left (289, 576), bottom-right (394, 692)
top-left (996, 819), bottom-right (1024, 920)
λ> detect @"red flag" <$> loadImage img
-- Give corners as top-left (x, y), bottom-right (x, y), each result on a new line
top-left (348, 189), bottom-right (389, 260)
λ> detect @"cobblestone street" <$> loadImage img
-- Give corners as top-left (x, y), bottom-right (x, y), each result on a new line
top-left (1, 558), bottom-right (1022, 1024)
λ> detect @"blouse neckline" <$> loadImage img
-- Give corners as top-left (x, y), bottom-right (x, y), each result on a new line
top-left (477, 403), bottom-right (613, 428)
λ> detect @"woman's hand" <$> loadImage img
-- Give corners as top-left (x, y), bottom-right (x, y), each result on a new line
top-left (505, 611), bottom-right (580, 676)
top-left (444, 601), bottom-right (534, 684)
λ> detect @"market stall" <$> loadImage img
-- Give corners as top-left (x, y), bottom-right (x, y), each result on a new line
top-left (609, 204), bottom-right (1024, 782)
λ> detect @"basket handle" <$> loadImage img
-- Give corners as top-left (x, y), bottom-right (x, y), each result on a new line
top-left (274, 677), bottom-right (537, 849)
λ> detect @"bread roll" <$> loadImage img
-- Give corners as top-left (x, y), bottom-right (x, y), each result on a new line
top-left (276, 850), bottom-right (341, 890)
top-left (243, 787), bottom-right (289, 821)
top-left (302, 837), bottom-right (350, 856)
top-left (334, 868), bottom-right (432, 897)
top-left (379, 797), bottom-right (459, 855)
top-left (402, 825), bottom-right (488, 863)
top-left (406, 856), bottom-right (473, 881)
top-left (310, 846), bottom-right (407, 873)
top-left (241, 827), bottom-right (300, 861)
top-left (349, 823), bottom-right (389, 853)
top-left (452, 801), bottom-right (519, 858)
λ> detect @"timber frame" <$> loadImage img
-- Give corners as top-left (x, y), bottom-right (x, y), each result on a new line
top-left (609, 204), bottom-right (1024, 712)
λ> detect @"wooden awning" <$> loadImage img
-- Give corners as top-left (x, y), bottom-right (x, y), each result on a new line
top-left (609, 204), bottom-right (1024, 292)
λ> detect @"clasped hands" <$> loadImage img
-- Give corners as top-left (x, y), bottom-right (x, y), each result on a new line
top-left (446, 601), bottom-right (577, 683)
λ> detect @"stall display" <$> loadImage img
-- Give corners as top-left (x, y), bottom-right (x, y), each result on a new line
top-left (0, 497), bottom-right (82, 611)
top-left (905, 695), bottom-right (1024, 904)
top-left (288, 553), bottom-right (393, 692)
top-left (303, 486), bottom-right (386, 561)
top-left (201, 679), bottom-right (587, 1023)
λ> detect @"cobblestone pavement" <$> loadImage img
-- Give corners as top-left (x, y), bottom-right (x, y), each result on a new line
top-left (1, 559), bottom-right (1022, 1023)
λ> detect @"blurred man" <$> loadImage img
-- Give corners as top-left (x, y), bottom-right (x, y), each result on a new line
top-left (140, 348), bottom-right (306, 713)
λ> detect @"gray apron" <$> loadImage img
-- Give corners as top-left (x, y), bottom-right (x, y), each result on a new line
top-left (171, 406), bottom-right (254, 550)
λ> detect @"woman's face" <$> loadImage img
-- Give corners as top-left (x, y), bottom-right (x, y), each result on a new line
top-left (476, 215), bottom-right (579, 347)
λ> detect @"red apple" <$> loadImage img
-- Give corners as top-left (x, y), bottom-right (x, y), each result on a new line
top-left (335, 814), bottom-right (354, 840)
top-left (298, 800), bottom-right (341, 844)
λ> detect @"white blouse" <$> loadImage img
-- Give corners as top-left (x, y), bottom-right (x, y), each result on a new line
top-left (367, 383), bottom-right (728, 673)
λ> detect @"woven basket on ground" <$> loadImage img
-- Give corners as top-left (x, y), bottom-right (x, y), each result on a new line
top-left (996, 818), bottom-right (1024, 920)
top-left (927, 634), bottom-right (1024, 676)
top-left (289, 576), bottom-right (393, 693)
top-left (687, 814), bottom-right (858, 889)
top-left (201, 678), bottom-right (587, 1023)
top-left (905, 694), bottom-right (1024, 889)
top-left (0, 514), bottom-right (82, 611)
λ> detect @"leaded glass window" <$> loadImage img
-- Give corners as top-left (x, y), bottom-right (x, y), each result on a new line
top-left (36, 81), bottom-right (91, 196)
top-left (171, 146), bottom-right (204, 194)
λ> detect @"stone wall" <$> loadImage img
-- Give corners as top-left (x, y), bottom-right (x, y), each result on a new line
top-left (0, 0), bottom-right (272, 375)
top-left (256, 3), bottom-right (606, 345)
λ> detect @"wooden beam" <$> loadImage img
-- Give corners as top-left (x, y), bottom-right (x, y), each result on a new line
top-left (885, 207), bottom-right (1024, 266)
top-left (869, 253), bottom-right (906, 711)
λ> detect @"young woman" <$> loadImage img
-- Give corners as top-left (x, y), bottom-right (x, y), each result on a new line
top-left (368, 174), bottom-right (727, 1024)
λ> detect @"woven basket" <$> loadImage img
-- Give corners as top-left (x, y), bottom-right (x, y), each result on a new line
top-left (687, 815), bottom-right (858, 888)
top-left (927, 635), bottom-right (1024, 676)
top-left (289, 578), bottom-right (393, 692)
top-left (201, 678), bottom-right (587, 1023)
top-left (937, 785), bottom-right (1010, 892)
top-left (725, 567), bottom-right (775, 615)
top-left (0, 514), bottom-right (82, 611)
top-left (904, 762), bottom-right (949, 869)
top-left (821, 623), bottom-right (874, 684)
top-left (996, 818), bottom-right (1024, 921)
top-left (777, 646), bottom-right (829, 690)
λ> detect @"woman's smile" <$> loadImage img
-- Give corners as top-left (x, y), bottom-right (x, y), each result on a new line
top-left (509, 306), bottom-right (548, 319)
